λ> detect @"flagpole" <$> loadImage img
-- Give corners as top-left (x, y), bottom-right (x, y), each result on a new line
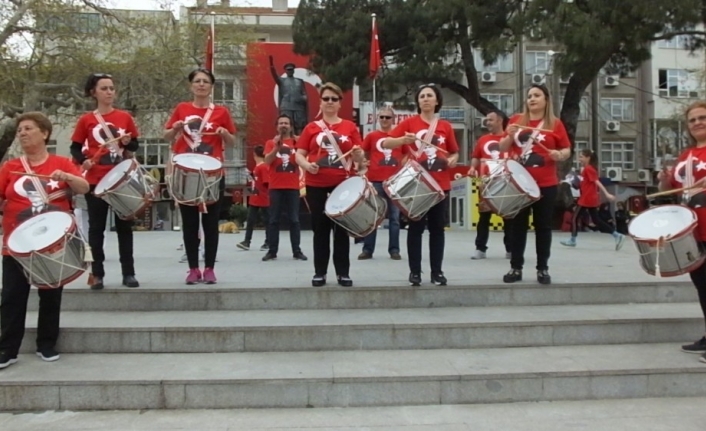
top-left (371, 13), bottom-right (377, 126)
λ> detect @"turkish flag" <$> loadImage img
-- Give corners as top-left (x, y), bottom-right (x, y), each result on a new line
top-left (205, 26), bottom-right (214, 71)
top-left (369, 19), bottom-right (381, 79)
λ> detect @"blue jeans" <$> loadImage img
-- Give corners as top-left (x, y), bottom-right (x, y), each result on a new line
top-left (267, 189), bottom-right (302, 255)
top-left (362, 181), bottom-right (401, 256)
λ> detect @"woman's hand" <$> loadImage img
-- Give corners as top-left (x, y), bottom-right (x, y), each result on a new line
top-left (81, 159), bottom-right (94, 171)
top-left (305, 162), bottom-right (319, 174)
top-left (50, 170), bottom-right (70, 182)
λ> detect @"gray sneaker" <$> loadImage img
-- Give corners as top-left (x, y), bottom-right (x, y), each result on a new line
top-left (615, 234), bottom-right (626, 251)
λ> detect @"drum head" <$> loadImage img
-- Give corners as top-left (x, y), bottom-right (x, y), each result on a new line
top-left (173, 153), bottom-right (222, 171)
top-left (325, 176), bottom-right (366, 215)
top-left (95, 159), bottom-right (134, 194)
top-left (629, 205), bottom-right (697, 239)
top-left (506, 160), bottom-right (541, 198)
top-left (8, 211), bottom-right (74, 254)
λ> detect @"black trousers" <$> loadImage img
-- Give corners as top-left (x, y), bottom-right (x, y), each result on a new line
top-left (85, 186), bottom-right (134, 278)
top-left (475, 211), bottom-right (512, 253)
top-left (571, 205), bottom-right (615, 237)
top-left (689, 245), bottom-right (706, 332)
top-left (306, 185), bottom-right (350, 277)
top-left (267, 189), bottom-right (302, 255)
top-left (408, 194), bottom-right (449, 274)
top-left (0, 256), bottom-right (62, 356)
top-left (508, 185), bottom-right (557, 271)
top-left (244, 205), bottom-right (270, 244)
top-left (179, 179), bottom-right (224, 269)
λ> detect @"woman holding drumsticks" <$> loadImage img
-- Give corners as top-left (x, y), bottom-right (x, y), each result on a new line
top-left (70, 73), bottom-right (140, 290)
top-left (657, 100), bottom-right (706, 363)
top-left (498, 84), bottom-right (570, 285)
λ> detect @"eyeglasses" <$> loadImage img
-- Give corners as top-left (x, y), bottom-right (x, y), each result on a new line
top-left (321, 97), bottom-right (340, 102)
top-left (192, 79), bottom-right (212, 84)
top-left (378, 116), bottom-right (392, 120)
top-left (418, 83), bottom-right (436, 88)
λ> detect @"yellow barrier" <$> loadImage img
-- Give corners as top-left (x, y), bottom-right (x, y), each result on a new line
top-left (470, 178), bottom-right (534, 231)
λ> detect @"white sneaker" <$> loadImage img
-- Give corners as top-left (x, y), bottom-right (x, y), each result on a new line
top-left (471, 250), bottom-right (486, 260)
top-left (179, 253), bottom-right (187, 263)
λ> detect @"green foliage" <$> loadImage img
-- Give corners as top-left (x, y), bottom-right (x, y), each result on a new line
top-left (229, 203), bottom-right (248, 225)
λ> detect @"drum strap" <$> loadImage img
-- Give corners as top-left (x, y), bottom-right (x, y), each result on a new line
top-left (413, 116), bottom-right (439, 159)
top-left (315, 120), bottom-right (352, 172)
top-left (20, 157), bottom-right (66, 204)
top-left (684, 150), bottom-right (695, 203)
top-left (182, 104), bottom-right (215, 152)
top-left (93, 111), bottom-right (123, 160)
top-left (517, 121), bottom-right (545, 158)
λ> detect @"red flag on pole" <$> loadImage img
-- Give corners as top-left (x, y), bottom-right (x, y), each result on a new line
top-left (205, 20), bottom-right (215, 71)
top-left (369, 16), bottom-right (381, 79)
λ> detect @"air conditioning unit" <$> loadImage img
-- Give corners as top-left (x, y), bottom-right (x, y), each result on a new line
top-left (559, 76), bottom-right (571, 85)
top-left (481, 71), bottom-right (496, 83)
top-left (606, 167), bottom-right (623, 181)
top-left (605, 120), bottom-right (620, 132)
top-left (637, 168), bottom-right (651, 183)
top-left (480, 118), bottom-right (489, 129)
top-left (690, 91), bottom-right (700, 98)
top-left (604, 75), bottom-right (620, 87)
top-left (531, 74), bottom-right (546, 85)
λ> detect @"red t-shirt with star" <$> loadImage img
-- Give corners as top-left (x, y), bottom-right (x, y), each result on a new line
top-left (472, 133), bottom-right (520, 176)
top-left (361, 129), bottom-right (403, 182)
top-left (388, 116), bottom-right (460, 191)
top-left (671, 146), bottom-right (706, 241)
top-left (264, 138), bottom-right (300, 190)
top-left (296, 119), bottom-right (362, 188)
top-left (165, 102), bottom-right (236, 162)
top-left (508, 115), bottom-right (571, 188)
top-left (578, 164), bottom-right (600, 208)
top-left (71, 110), bottom-right (139, 185)
top-left (0, 156), bottom-right (81, 255)
top-left (248, 162), bottom-right (270, 207)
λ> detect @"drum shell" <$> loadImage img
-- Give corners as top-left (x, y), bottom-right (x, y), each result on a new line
top-left (383, 160), bottom-right (445, 221)
top-left (95, 160), bottom-right (157, 220)
top-left (170, 158), bottom-right (222, 206)
top-left (481, 162), bottom-right (539, 218)
top-left (325, 177), bottom-right (388, 238)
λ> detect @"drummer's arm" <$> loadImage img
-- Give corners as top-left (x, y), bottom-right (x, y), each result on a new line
top-left (264, 143), bottom-right (278, 164)
top-left (447, 152), bottom-right (459, 168)
top-left (65, 174), bottom-right (90, 195)
top-left (498, 135), bottom-right (514, 152)
top-left (295, 149), bottom-right (310, 169)
top-left (382, 136), bottom-right (409, 149)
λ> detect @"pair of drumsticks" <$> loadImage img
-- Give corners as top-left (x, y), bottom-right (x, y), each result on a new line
top-left (333, 136), bottom-right (450, 164)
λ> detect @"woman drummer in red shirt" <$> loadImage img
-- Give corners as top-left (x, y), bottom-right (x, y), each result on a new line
top-left (498, 84), bottom-right (571, 285)
top-left (383, 84), bottom-right (460, 287)
top-left (164, 68), bottom-right (236, 285)
top-left (295, 82), bottom-right (364, 287)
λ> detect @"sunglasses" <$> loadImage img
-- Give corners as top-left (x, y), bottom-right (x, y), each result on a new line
top-left (321, 97), bottom-right (340, 102)
top-left (378, 116), bottom-right (393, 120)
top-left (93, 73), bottom-right (112, 78)
top-left (418, 83), bottom-right (436, 88)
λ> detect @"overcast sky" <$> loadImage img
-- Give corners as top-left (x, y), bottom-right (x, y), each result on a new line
top-left (109, 0), bottom-right (301, 12)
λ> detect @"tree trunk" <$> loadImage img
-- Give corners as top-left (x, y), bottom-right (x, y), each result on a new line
top-left (0, 118), bottom-right (18, 162)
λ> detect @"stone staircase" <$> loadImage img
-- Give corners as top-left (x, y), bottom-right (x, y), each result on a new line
top-left (2, 280), bottom-right (706, 411)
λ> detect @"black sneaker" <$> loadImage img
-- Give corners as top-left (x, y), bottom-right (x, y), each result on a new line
top-left (700, 353), bottom-right (706, 364)
top-left (236, 241), bottom-right (250, 251)
top-left (681, 336), bottom-right (706, 353)
top-left (312, 274), bottom-right (326, 287)
top-left (337, 275), bottom-right (353, 287)
top-left (262, 253), bottom-right (277, 261)
top-left (409, 272), bottom-right (422, 286)
top-left (293, 251), bottom-right (308, 261)
top-left (0, 352), bottom-right (18, 369)
top-left (260, 243), bottom-right (269, 251)
top-left (122, 275), bottom-right (139, 288)
top-left (90, 276), bottom-right (104, 290)
top-left (36, 348), bottom-right (60, 362)
top-left (503, 269), bottom-right (522, 283)
top-left (537, 270), bottom-right (551, 285)
top-left (431, 272), bottom-right (447, 286)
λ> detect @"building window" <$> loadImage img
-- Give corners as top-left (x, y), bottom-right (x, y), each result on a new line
top-left (599, 98), bottom-right (634, 121)
top-left (601, 141), bottom-right (635, 171)
top-left (474, 53), bottom-right (513, 73)
top-left (136, 139), bottom-right (170, 167)
top-left (214, 81), bottom-right (235, 101)
top-left (525, 51), bottom-right (549, 74)
top-left (559, 97), bottom-right (590, 121)
top-left (658, 69), bottom-right (699, 98)
top-left (572, 141), bottom-right (589, 171)
top-left (476, 94), bottom-right (514, 118)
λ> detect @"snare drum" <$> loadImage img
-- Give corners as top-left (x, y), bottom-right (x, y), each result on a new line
top-left (628, 205), bottom-right (705, 277)
top-left (94, 159), bottom-right (159, 220)
top-left (325, 176), bottom-right (387, 238)
top-left (481, 160), bottom-right (540, 218)
top-left (383, 160), bottom-right (445, 221)
top-left (169, 153), bottom-right (223, 206)
top-left (7, 211), bottom-right (87, 289)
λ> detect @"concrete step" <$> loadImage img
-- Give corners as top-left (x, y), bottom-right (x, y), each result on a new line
top-left (3, 397), bottom-right (706, 430)
top-left (21, 303), bottom-right (704, 353)
top-left (27, 281), bottom-right (697, 311)
top-left (1, 343), bottom-right (705, 411)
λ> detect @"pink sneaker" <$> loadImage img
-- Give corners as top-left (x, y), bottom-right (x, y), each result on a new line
top-left (202, 267), bottom-right (217, 284)
top-left (186, 268), bottom-right (202, 285)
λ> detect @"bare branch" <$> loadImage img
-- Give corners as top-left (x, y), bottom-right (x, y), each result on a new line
top-left (0, 0), bottom-right (36, 47)
top-left (650, 30), bottom-right (706, 41)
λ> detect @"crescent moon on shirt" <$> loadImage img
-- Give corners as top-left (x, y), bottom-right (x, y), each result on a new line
top-left (375, 137), bottom-right (387, 153)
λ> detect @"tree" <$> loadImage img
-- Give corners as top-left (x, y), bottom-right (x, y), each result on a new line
top-left (292, 0), bottom-right (706, 156)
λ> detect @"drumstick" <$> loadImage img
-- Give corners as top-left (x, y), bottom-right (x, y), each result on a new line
top-left (11, 171), bottom-right (53, 179)
top-left (333, 148), bottom-right (355, 164)
top-left (104, 133), bottom-right (131, 145)
top-left (415, 138), bottom-right (449, 154)
top-left (517, 125), bottom-right (554, 134)
top-left (646, 184), bottom-right (704, 199)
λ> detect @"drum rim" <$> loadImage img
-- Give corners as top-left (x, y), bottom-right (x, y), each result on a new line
top-left (628, 204), bottom-right (698, 243)
top-left (325, 176), bottom-right (370, 215)
top-left (173, 153), bottom-right (223, 173)
top-left (8, 211), bottom-right (77, 257)
top-left (95, 159), bottom-right (138, 196)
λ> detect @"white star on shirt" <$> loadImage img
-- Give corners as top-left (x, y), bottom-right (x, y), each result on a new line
top-left (117, 128), bottom-right (127, 136)
top-left (204, 122), bottom-right (214, 131)
top-left (47, 179), bottom-right (59, 190)
top-left (697, 161), bottom-right (706, 171)
top-left (339, 135), bottom-right (350, 143)
top-left (437, 136), bottom-right (446, 144)
top-left (535, 133), bottom-right (546, 143)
